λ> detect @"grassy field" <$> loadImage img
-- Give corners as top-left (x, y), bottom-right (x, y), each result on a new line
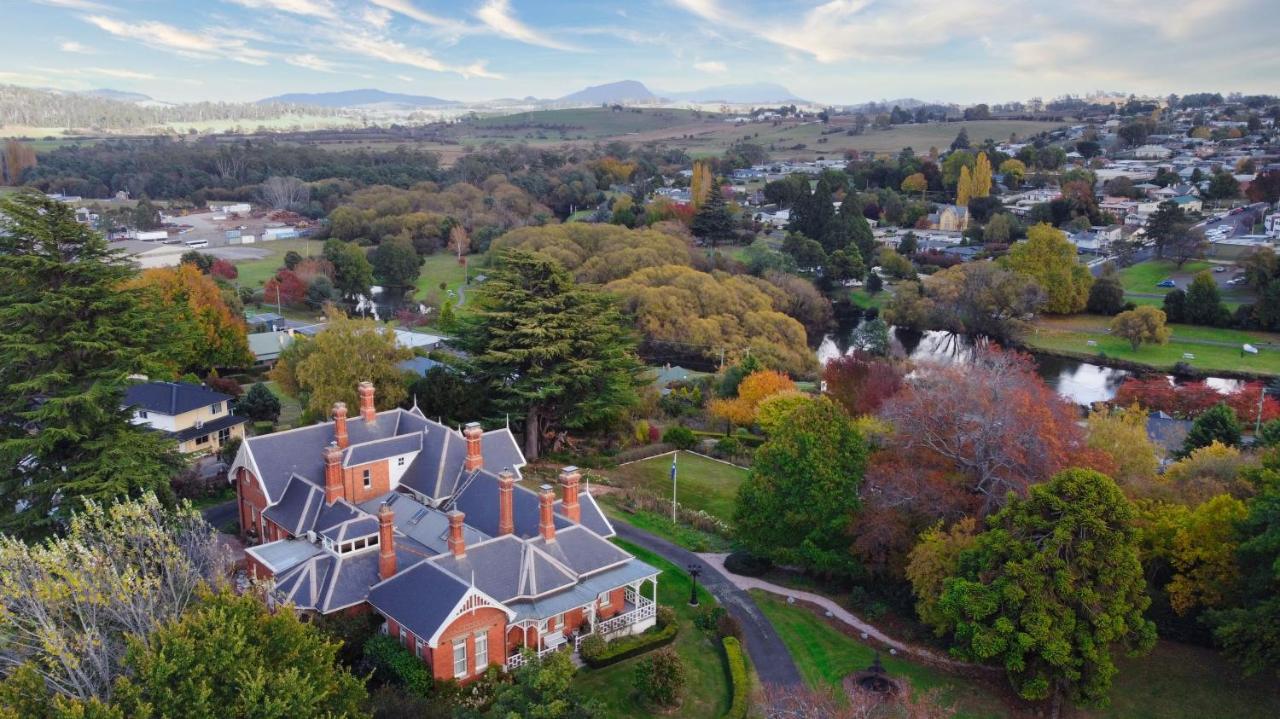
top-left (1081, 640), bottom-right (1280, 719)
top-left (601, 451), bottom-right (747, 524)
top-left (1117, 259), bottom-right (1251, 308)
top-left (256, 380), bottom-right (303, 429)
top-left (230, 238), bottom-right (327, 288)
top-left (464, 107), bottom-right (713, 137)
top-left (850, 287), bottom-right (889, 309)
top-left (413, 252), bottom-right (469, 302)
top-left (1028, 315), bottom-right (1280, 375)
top-left (597, 499), bottom-right (732, 553)
top-left (751, 591), bottom-right (1010, 718)
top-left (575, 539), bottom-right (732, 719)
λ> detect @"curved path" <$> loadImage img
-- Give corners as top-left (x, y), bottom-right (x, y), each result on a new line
top-left (699, 553), bottom-right (986, 674)
top-left (612, 521), bottom-right (803, 687)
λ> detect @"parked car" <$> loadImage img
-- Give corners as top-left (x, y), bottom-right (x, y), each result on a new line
top-left (1214, 265), bottom-right (1227, 272)
top-left (1157, 279), bottom-right (1177, 288)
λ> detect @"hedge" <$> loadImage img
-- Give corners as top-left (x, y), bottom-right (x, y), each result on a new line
top-left (363, 634), bottom-right (433, 696)
top-left (723, 636), bottom-right (750, 719)
top-left (580, 622), bottom-right (679, 669)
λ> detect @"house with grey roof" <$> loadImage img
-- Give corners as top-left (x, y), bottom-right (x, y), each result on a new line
top-left (124, 381), bottom-right (247, 454)
top-left (234, 382), bottom-right (658, 683)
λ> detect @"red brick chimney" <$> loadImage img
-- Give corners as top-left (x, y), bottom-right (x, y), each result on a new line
top-left (358, 381), bottom-right (377, 423)
top-left (463, 422), bottom-right (484, 472)
top-left (560, 466), bottom-right (581, 523)
top-left (332, 401), bottom-right (349, 449)
top-left (378, 501), bottom-right (396, 580)
top-left (539, 484), bottom-right (556, 542)
top-left (497, 470), bottom-right (515, 536)
top-left (447, 509), bottom-right (466, 558)
top-left (323, 442), bottom-right (344, 504)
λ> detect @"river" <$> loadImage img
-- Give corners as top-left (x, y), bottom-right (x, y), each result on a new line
top-left (818, 328), bottom-right (1242, 406)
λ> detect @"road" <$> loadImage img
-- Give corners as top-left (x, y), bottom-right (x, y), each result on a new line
top-left (613, 520), bottom-right (803, 688)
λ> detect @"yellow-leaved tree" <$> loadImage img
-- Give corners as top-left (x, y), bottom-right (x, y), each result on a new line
top-left (1166, 494), bottom-right (1247, 615)
top-left (956, 165), bottom-right (974, 207)
top-left (126, 262), bottom-right (253, 371)
top-left (1003, 222), bottom-right (1093, 314)
top-left (1087, 404), bottom-right (1161, 490)
top-left (972, 152), bottom-right (993, 198)
top-left (709, 370), bottom-right (796, 428)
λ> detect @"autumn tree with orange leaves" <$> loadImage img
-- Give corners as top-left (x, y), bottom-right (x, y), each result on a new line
top-left (127, 262), bottom-right (253, 371)
top-left (709, 370), bottom-right (796, 427)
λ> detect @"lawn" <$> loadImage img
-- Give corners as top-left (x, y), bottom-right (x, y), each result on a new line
top-left (575, 539), bottom-right (732, 719)
top-left (1081, 640), bottom-right (1280, 719)
top-left (256, 380), bottom-right (303, 429)
top-left (230, 238), bottom-right (327, 288)
top-left (601, 451), bottom-right (747, 524)
top-left (412, 252), bottom-right (469, 303)
top-left (751, 590), bottom-right (1010, 719)
top-left (1029, 315), bottom-right (1280, 376)
top-left (597, 498), bottom-right (732, 553)
top-left (1117, 259), bottom-right (1213, 293)
top-left (850, 288), bottom-right (889, 309)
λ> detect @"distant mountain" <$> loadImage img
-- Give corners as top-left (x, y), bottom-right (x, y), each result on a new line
top-left (80, 88), bottom-right (153, 103)
top-left (659, 83), bottom-right (807, 104)
top-left (257, 88), bottom-right (458, 108)
top-left (556, 80), bottom-right (657, 104)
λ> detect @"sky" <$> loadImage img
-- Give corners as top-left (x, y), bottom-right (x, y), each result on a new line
top-left (4, 0), bottom-right (1279, 105)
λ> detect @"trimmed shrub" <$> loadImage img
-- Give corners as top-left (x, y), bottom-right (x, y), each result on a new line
top-left (723, 549), bottom-right (772, 577)
top-left (693, 605), bottom-right (727, 632)
top-left (662, 425), bottom-right (697, 449)
top-left (580, 622), bottom-right (678, 669)
top-left (578, 633), bottom-right (607, 664)
top-left (716, 613), bottom-right (743, 642)
top-left (363, 634), bottom-right (433, 697)
top-left (634, 648), bottom-right (685, 708)
top-left (724, 637), bottom-right (750, 719)
top-left (656, 605), bottom-right (676, 629)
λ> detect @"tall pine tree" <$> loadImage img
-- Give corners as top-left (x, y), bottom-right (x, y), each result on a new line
top-left (691, 185), bottom-right (735, 248)
top-left (459, 250), bottom-right (645, 459)
top-left (0, 192), bottom-right (183, 538)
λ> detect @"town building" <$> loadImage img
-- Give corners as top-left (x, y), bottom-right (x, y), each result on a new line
top-left (124, 381), bottom-right (247, 454)
top-left (928, 204), bottom-right (969, 232)
top-left (232, 383), bottom-right (659, 682)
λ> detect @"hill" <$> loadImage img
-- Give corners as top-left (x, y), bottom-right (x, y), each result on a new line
top-left (556, 80), bottom-right (656, 104)
top-left (660, 83), bottom-right (808, 104)
top-left (79, 88), bottom-right (153, 103)
top-left (258, 88), bottom-right (457, 108)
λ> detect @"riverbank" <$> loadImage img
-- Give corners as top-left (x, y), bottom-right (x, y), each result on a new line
top-left (1024, 315), bottom-right (1280, 379)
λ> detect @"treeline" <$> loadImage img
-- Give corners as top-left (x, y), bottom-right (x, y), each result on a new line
top-left (0, 84), bottom-right (340, 131)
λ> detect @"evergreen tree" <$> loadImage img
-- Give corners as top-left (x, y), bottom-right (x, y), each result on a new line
top-left (788, 177), bottom-right (835, 246)
top-left (370, 236), bottom-right (422, 293)
top-left (0, 193), bottom-right (183, 538)
top-left (237, 382), bottom-right (281, 423)
top-left (1181, 403), bottom-right (1241, 456)
top-left (897, 231), bottom-right (918, 256)
top-left (950, 127), bottom-right (971, 151)
top-left (840, 198), bottom-right (877, 260)
top-left (937, 468), bottom-right (1155, 713)
top-left (1145, 201), bottom-right (1187, 259)
top-left (1185, 270), bottom-right (1229, 326)
top-left (1162, 288), bottom-right (1187, 323)
top-left (690, 186), bottom-right (735, 248)
top-left (459, 250), bottom-right (645, 459)
top-left (1087, 269), bottom-right (1127, 315)
top-left (322, 239), bottom-right (374, 300)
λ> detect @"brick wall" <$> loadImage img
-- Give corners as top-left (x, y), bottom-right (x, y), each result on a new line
top-left (432, 606), bottom-right (507, 682)
top-left (343, 460), bottom-right (391, 505)
top-left (236, 467), bottom-right (270, 541)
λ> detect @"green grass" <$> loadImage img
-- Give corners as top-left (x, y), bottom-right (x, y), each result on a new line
top-left (1118, 260), bottom-right (1213, 293)
top-left (184, 487), bottom-right (235, 512)
top-left (850, 288), bottom-right (888, 309)
top-left (1081, 640), bottom-right (1280, 719)
top-left (751, 590), bottom-right (1007, 719)
top-left (598, 498), bottom-right (731, 553)
top-left (412, 252), bottom-right (468, 302)
top-left (462, 107), bottom-right (713, 138)
top-left (575, 539), bottom-right (731, 719)
top-left (602, 451), bottom-right (747, 524)
top-left (1028, 327), bottom-right (1280, 375)
top-left (230, 238), bottom-right (327, 288)
top-left (257, 381), bottom-right (303, 429)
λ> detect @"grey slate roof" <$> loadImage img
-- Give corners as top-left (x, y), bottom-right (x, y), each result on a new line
top-left (481, 428), bottom-right (526, 479)
top-left (171, 413), bottom-right (247, 442)
top-left (528, 525), bottom-right (631, 577)
top-left (431, 535), bottom-right (576, 603)
top-left (357, 492), bottom-right (488, 556)
top-left (507, 559), bottom-right (660, 623)
top-left (320, 515), bottom-right (380, 544)
top-left (452, 471), bottom-right (571, 540)
top-left (124, 381), bottom-right (231, 416)
top-left (398, 357), bottom-right (444, 376)
top-left (262, 475), bottom-right (324, 536)
top-left (367, 559), bottom-right (473, 643)
top-left (345, 432), bottom-right (422, 468)
top-left (240, 410), bottom-right (404, 502)
top-left (275, 544), bottom-right (420, 614)
top-left (554, 491), bottom-right (615, 538)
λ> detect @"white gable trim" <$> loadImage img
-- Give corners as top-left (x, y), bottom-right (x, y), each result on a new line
top-left (426, 587), bottom-right (516, 647)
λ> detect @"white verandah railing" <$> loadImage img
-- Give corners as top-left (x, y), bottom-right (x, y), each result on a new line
top-left (573, 589), bottom-right (656, 651)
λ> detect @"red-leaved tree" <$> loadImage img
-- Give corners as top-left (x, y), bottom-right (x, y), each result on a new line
top-left (1114, 377), bottom-right (1280, 422)
top-left (263, 269), bottom-right (307, 307)
top-left (209, 259), bottom-right (238, 281)
top-left (823, 352), bottom-right (906, 417)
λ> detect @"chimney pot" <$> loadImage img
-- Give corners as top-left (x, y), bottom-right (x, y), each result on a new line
top-left (447, 510), bottom-right (467, 558)
top-left (332, 402), bottom-right (349, 449)
top-left (378, 502), bottom-right (396, 580)
top-left (538, 484), bottom-right (556, 542)
top-left (358, 381), bottom-right (377, 423)
top-left (463, 422), bottom-right (484, 472)
top-left (559, 466), bottom-right (581, 524)
top-left (497, 470), bottom-right (515, 536)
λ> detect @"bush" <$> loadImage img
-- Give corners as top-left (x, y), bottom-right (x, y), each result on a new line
top-left (693, 605), bottom-right (727, 632)
top-left (633, 420), bottom-right (651, 445)
top-left (363, 634), bottom-right (433, 697)
top-left (714, 436), bottom-right (742, 457)
top-left (662, 425), bottom-right (697, 450)
top-left (716, 613), bottom-right (743, 641)
top-left (634, 648), bottom-right (684, 708)
top-left (252, 420), bottom-right (275, 435)
top-left (723, 637), bottom-right (750, 719)
top-left (580, 621), bottom-right (679, 668)
top-left (656, 605), bottom-right (676, 629)
top-left (723, 549), bottom-right (772, 577)
top-left (578, 633), bottom-right (607, 664)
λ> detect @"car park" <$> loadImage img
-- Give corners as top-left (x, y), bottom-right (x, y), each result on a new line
top-left (1157, 279), bottom-right (1176, 288)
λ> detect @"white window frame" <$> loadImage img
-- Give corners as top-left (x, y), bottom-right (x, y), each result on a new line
top-left (474, 631), bottom-right (488, 669)
top-left (362, 468), bottom-right (372, 489)
top-left (210, 402), bottom-right (221, 414)
top-left (138, 410), bottom-right (148, 419)
top-left (599, 591), bottom-right (612, 609)
top-left (452, 638), bottom-right (468, 679)
top-left (415, 638), bottom-right (425, 659)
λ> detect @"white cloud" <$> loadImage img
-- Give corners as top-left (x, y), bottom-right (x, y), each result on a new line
top-left (59, 40), bottom-right (94, 54)
top-left (85, 66), bottom-right (155, 80)
top-left (694, 60), bottom-right (727, 74)
top-left (475, 0), bottom-right (578, 51)
top-left (396, 74), bottom-right (414, 82)
top-left (224, 0), bottom-right (336, 20)
top-left (83, 14), bottom-right (272, 65)
top-left (335, 33), bottom-right (501, 78)
top-left (361, 5), bottom-right (392, 28)
top-left (368, 0), bottom-right (472, 34)
top-left (286, 53), bottom-right (337, 72)
top-left (33, 0), bottom-right (112, 10)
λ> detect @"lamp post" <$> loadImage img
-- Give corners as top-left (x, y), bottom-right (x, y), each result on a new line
top-left (687, 564), bottom-right (702, 607)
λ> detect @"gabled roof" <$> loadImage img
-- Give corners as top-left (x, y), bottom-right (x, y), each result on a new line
top-left (367, 559), bottom-right (484, 644)
top-left (528, 525), bottom-right (631, 577)
top-left (262, 474), bottom-right (324, 536)
top-left (275, 544), bottom-right (419, 614)
top-left (320, 515), bottom-right (380, 544)
top-left (452, 471), bottom-right (571, 539)
top-left (345, 432), bottom-right (422, 468)
top-left (554, 490), bottom-right (615, 538)
top-left (430, 534), bottom-right (577, 603)
top-left (124, 381), bottom-right (231, 416)
top-left (481, 427), bottom-right (526, 479)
